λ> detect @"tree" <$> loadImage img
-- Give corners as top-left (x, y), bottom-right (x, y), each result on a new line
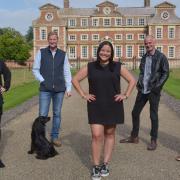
top-left (0, 28), bottom-right (31, 63)
top-left (25, 26), bottom-right (33, 48)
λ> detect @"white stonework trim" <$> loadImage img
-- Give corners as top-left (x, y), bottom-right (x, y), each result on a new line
top-left (168, 46), bottom-right (175, 58)
top-left (126, 34), bottom-right (134, 40)
top-left (39, 27), bottom-right (47, 40)
top-left (63, 27), bottom-right (67, 51)
top-left (126, 45), bottom-right (134, 58)
top-left (80, 45), bottom-right (89, 59)
top-left (52, 27), bottom-right (59, 37)
top-left (155, 26), bottom-right (163, 39)
top-left (68, 45), bottom-right (77, 59)
top-left (168, 26), bottom-right (175, 39)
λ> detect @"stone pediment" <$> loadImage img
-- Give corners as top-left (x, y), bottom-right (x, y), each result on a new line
top-left (96, 1), bottom-right (118, 7)
top-left (155, 1), bottom-right (176, 8)
top-left (39, 3), bottom-right (60, 10)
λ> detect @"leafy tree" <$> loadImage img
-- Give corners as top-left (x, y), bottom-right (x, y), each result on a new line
top-left (25, 26), bottom-right (33, 48)
top-left (0, 28), bottom-right (31, 63)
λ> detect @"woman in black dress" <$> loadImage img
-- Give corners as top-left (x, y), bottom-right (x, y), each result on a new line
top-left (72, 41), bottom-right (136, 180)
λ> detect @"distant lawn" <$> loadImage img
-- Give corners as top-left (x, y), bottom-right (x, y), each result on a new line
top-left (133, 68), bottom-right (180, 99)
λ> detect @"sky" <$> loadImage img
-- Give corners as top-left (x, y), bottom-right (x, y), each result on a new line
top-left (0, 0), bottom-right (180, 35)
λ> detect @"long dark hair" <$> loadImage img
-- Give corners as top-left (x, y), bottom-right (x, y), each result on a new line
top-left (96, 41), bottom-right (115, 72)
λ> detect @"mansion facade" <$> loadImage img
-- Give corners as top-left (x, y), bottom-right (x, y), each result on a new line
top-left (33, 0), bottom-right (180, 67)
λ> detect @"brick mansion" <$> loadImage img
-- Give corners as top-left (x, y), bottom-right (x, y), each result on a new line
top-left (32, 0), bottom-right (180, 68)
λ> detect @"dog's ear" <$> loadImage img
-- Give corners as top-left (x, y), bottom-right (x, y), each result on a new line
top-left (44, 116), bottom-right (50, 123)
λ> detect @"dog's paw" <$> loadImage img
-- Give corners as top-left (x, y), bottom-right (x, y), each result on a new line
top-left (28, 150), bottom-right (34, 154)
top-left (0, 160), bottom-right (5, 168)
top-left (35, 155), bottom-right (48, 160)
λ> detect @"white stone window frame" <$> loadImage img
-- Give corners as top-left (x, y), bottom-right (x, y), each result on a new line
top-left (92, 18), bottom-right (99, 27)
top-left (156, 26), bottom-right (163, 39)
top-left (126, 34), bottom-right (134, 40)
top-left (92, 34), bottom-right (99, 41)
top-left (115, 18), bottom-right (122, 26)
top-left (40, 27), bottom-right (47, 40)
top-left (81, 34), bottom-right (88, 41)
top-left (126, 18), bottom-right (133, 26)
top-left (81, 18), bottom-right (88, 27)
top-left (81, 45), bottom-right (89, 59)
top-left (103, 18), bottom-right (111, 27)
top-left (115, 45), bottom-right (122, 58)
top-left (68, 18), bottom-right (77, 27)
top-left (138, 18), bottom-right (145, 26)
top-left (115, 34), bottom-right (122, 40)
top-left (138, 45), bottom-right (146, 58)
top-left (68, 46), bottom-right (77, 59)
top-left (52, 27), bottom-right (59, 37)
top-left (68, 34), bottom-right (77, 41)
top-left (168, 46), bottom-right (175, 58)
top-left (92, 45), bottom-right (98, 58)
top-left (168, 26), bottom-right (175, 39)
top-left (138, 34), bottom-right (145, 40)
top-left (126, 45), bottom-right (134, 58)
top-left (155, 45), bottom-right (163, 53)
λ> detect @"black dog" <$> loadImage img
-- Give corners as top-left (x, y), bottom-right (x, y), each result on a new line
top-left (28, 116), bottom-right (58, 160)
top-left (0, 159), bottom-right (5, 168)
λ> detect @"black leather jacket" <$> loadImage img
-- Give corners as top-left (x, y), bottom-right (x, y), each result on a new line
top-left (136, 50), bottom-right (169, 94)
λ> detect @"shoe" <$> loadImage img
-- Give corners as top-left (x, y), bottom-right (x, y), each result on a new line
top-left (52, 139), bottom-right (62, 147)
top-left (175, 156), bottom-right (180, 161)
top-left (0, 159), bottom-right (5, 168)
top-left (91, 165), bottom-right (101, 180)
top-left (147, 140), bottom-right (157, 151)
top-left (100, 163), bottom-right (109, 177)
top-left (119, 136), bottom-right (139, 144)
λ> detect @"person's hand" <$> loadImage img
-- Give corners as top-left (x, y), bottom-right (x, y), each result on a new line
top-left (0, 87), bottom-right (6, 94)
top-left (82, 94), bottom-right (96, 102)
top-left (66, 92), bottom-right (72, 98)
top-left (114, 94), bottom-right (127, 102)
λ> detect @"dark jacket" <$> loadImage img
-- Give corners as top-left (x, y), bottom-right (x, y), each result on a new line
top-left (40, 47), bottom-right (66, 92)
top-left (0, 60), bottom-right (11, 105)
top-left (136, 50), bottom-right (169, 94)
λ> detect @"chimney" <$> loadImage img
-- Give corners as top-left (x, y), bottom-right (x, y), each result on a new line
top-left (144, 0), bottom-right (150, 7)
top-left (64, 0), bottom-right (69, 8)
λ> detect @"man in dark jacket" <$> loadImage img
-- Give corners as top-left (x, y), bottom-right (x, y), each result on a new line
top-left (120, 35), bottom-right (169, 150)
top-left (0, 60), bottom-right (11, 168)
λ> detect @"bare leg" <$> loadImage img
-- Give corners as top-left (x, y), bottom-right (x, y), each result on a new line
top-left (90, 124), bottom-right (104, 165)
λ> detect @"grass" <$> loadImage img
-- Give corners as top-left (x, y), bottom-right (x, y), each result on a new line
top-left (133, 68), bottom-right (180, 99)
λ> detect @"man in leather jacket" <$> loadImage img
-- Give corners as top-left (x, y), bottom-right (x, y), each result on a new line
top-left (120, 35), bottom-right (169, 150)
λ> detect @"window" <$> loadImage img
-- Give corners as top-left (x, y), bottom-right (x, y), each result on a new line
top-left (115, 18), bottom-right (122, 26)
top-left (40, 27), bottom-right (47, 40)
top-left (126, 45), bottom-right (133, 58)
top-left (92, 18), bottom-right (99, 26)
top-left (138, 34), bottom-right (145, 40)
top-left (69, 46), bottom-right (76, 59)
top-left (68, 35), bottom-right (76, 41)
top-left (126, 34), bottom-right (133, 40)
top-left (92, 34), bottom-right (99, 40)
top-left (138, 18), bottom-right (145, 26)
top-left (126, 18), bottom-right (133, 26)
top-left (156, 46), bottom-right (163, 53)
top-left (156, 26), bottom-right (163, 39)
top-left (115, 34), bottom-right (122, 40)
top-left (103, 18), bottom-right (111, 26)
top-left (92, 46), bottom-right (98, 58)
top-left (168, 46), bottom-right (175, 58)
top-left (138, 46), bottom-right (145, 58)
top-left (168, 26), bottom-right (175, 39)
top-left (52, 27), bottom-right (59, 36)
top-left (81, 34), bottom-right (88, 40)
top-left (115, 45), bottom-right (122, 58)
top-left (68, 19), bottom-right (76, 27)
top-left (81, 18), bottom-right (88, 27)
top-left (81, 46), bottom-right (88, 58)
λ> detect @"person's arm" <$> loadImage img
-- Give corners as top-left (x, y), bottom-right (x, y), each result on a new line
top-left (72, 66), bottom-right (96, 102)
top-left (114, 66), bottom-right (136, 101)
top-left (2, 61), bottom-right (11, 92)
top-left (63, 54), bottom-right (72, 95)
top-left (32, 50), bottom-right (44, 82)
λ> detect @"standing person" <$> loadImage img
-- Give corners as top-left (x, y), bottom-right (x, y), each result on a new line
top-left (72, 41), bottom-right (136, 180)
top-left (32, 32), bottom-right (72, 147)
top-left (120, 35), bottom-right (169, 151)
top-left (0, 60), bottom-right (11, 168)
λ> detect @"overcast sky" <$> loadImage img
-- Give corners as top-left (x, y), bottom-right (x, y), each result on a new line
top-left (0, 0), bottom-right (180, 35)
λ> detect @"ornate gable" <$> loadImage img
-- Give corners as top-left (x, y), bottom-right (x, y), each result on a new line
top-left (155, 1), bottom-right (176, 9)
top-left (39, 3), bottom-right (60, 10)
top-left (96, 1), bottom-right (118, 7)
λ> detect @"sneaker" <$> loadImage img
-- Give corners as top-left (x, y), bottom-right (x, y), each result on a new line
top-left (100, 163), bottom-right (109, 177)
top-left (91, 165), bottom-right (101, 180)
top-left (52, 139), bottom-right (62, 147)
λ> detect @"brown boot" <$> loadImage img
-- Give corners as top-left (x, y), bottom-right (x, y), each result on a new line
top-left (120, 136), bottom-right (139, 144)
top-left (147, 140), bottom-right (157, 151)
top-left (175, 156), bottom-right (180, 161)
top-left (52, 139), bottom-right (62, 147)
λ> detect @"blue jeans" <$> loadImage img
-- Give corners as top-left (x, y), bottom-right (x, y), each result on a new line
top-left (39, 91), bottom-right (65, 140)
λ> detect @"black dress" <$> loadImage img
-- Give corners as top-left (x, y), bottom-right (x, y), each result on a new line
top-left (87, 61), bottom-right (124, 125)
